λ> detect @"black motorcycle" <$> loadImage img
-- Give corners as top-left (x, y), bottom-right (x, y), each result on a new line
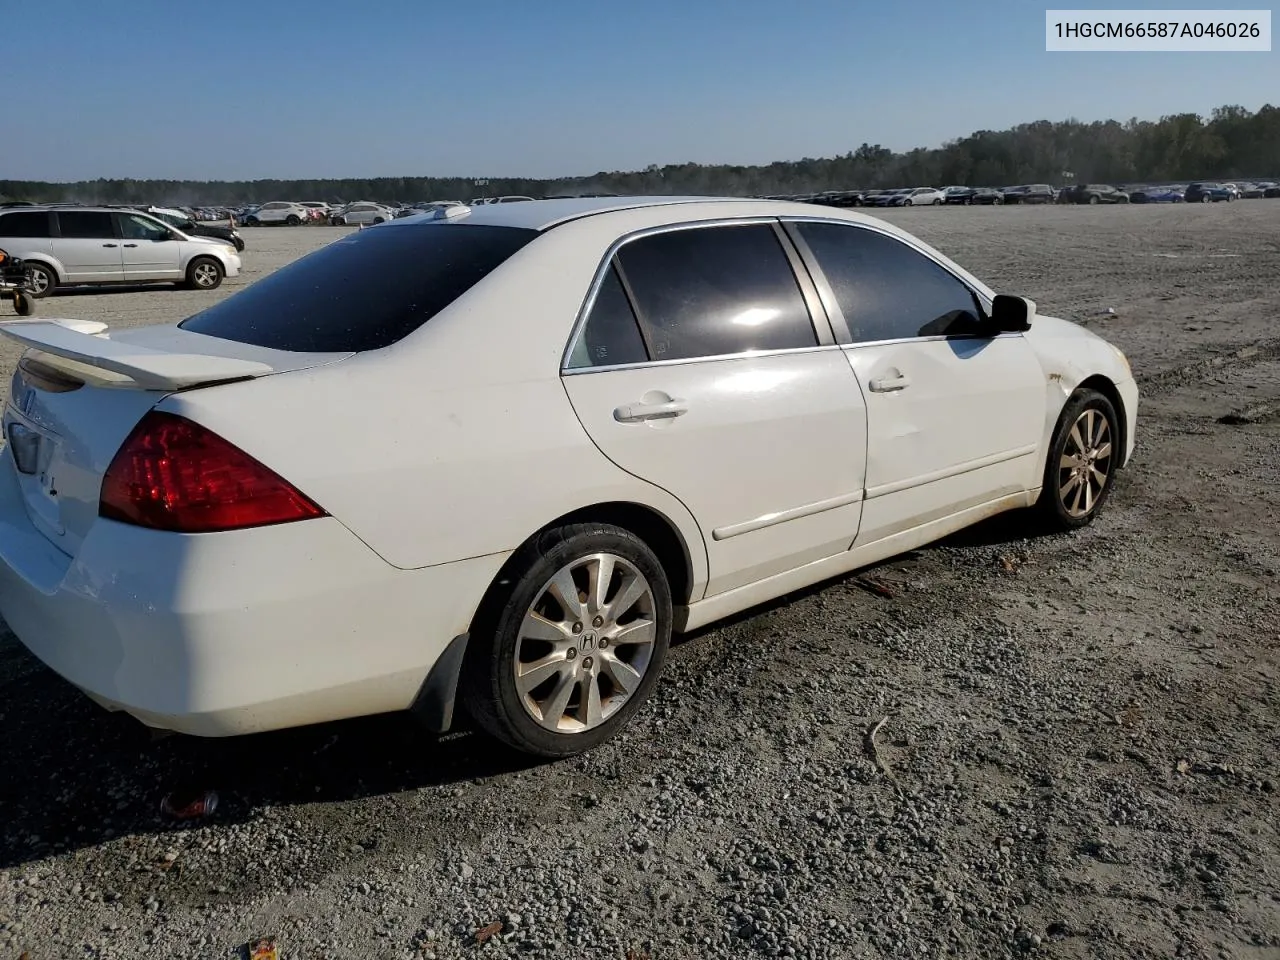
top-left (0, 248), bottom-right (36, 316)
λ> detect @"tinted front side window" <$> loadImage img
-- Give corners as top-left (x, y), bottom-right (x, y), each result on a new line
top-left (180, 224), bottom-right (537, 352)
top-left (566, 261), bottom-right (649, 369)
top-left (0, 212), bottom-right (53, 238)
top-left (796, 222), bottom-right (985, 342)
top-left (616, 223), bottom-right (815, 361)
top-left (56, 211), bottom-right (115, 239)
top-left (117, 214), bottom-right (171, 241)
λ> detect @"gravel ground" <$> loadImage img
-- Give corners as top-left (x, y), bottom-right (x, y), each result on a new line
top-left (1, 204), bottom-right (1278, 960)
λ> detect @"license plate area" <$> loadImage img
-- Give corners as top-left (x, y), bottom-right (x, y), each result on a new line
top-left (4, 402), bottom-right (64, 508)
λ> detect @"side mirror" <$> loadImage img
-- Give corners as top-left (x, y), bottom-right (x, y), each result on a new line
top-left (990, 294), bottom-right (1035, 333)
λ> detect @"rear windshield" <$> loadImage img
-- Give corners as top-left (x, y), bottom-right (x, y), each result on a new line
top-left (179, 223), bottom-right (538, 352)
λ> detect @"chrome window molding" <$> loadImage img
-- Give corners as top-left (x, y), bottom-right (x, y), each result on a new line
top-left (562, 342), bottom-right (846, 377)
top-left (559, 213), bottom-right (1010, 375)
top-left (560, 216), bottom-right (829, 374)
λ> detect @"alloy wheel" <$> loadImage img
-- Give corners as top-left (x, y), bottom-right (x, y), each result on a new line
top-left (192, 262), bottom-right (220, 288)
top-left (1058, 407), bottom-right (1113, 518)
top-left (514, 553), bottom-right (658, 734)
top-left (27, 267), bottom-right (50, 295)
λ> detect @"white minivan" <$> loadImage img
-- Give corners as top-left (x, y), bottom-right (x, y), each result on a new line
top-left (0, 206), bottom-right (241, 296)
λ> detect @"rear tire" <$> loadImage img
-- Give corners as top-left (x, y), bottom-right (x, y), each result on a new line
top-left (23, 262), bottom-right (55, 298)
top-left (12, 291), bottom-right (34, 316)
top-left (285, 215), bottom-right (301, 225)
top-left (185, 256), bottom-right (224, 290)
top-left (1036, 388), bottom-right (1120, 530)
top-left (460, 523), bottom-right (673, 758)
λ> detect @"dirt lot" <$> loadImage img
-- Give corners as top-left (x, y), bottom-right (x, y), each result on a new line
top-left (1, 204), bottom-right (1277, 960)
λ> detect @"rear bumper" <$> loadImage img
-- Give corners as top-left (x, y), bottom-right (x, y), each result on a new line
top-left (0, 459), bottom-right (504, 736)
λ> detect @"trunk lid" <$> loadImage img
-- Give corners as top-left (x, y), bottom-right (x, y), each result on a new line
top-left (0, 318), bottom-right (350, 556)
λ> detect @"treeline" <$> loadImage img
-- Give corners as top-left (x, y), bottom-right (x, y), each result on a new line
top-left (3, 104), bottom-right (1277, 206)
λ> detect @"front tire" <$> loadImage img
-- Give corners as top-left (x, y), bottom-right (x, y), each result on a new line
top-left (1036, 388), bottom-right (1120, 530)
top-left (12, 291), bottom-right (34, 316)
top-left (23, 262), bottom-right (56, 298)
top-left (185, 256), bottom-right (224, 290)
top-left (460, 523), bottom-right (673, 758)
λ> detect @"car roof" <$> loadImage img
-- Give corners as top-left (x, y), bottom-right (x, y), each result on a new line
top-left (3, 204), bottom-right (145, 214)
top-left (384, 195), bottom-right (757, 232)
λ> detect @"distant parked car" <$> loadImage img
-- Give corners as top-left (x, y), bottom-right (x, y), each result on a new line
top-left (893, 187), bottom-right (945, 206)
top-left (1263, 183), bottom-right (1280, 198)
top-left (810, 191), bottom-right (864, 208)
top-left (146, 206), bottom-right (246, 251)
top-left (865, 190), bottom-right (903, 207)
top-left (1127, 186), bottom-right (1184, 204)
top-left (969, 188), bottom-right (1004, 205)
top-left (1183, 182), bottom-right (1235, 203)
top-left (0, 205), bottom-right (240, 296)
top-left (330, 202), bottom-right (395, 226)
top-left (246, 202), bottom-right (311, 226)
top-left (1002, 184), bottom-right (1056, 204)
top-left (942, 187), bottom-right (977, 205)
top-left (1061, 184), bottom-right (1130, 205)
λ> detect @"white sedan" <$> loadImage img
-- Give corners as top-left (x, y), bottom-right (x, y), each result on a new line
top-left (330, 202), bottom-right (395, 225)
top-left (0, 197), bottom-right (1137, 758)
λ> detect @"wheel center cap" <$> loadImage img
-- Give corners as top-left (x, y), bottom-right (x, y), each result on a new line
top-left (580, 633), bottom-right (595, 652)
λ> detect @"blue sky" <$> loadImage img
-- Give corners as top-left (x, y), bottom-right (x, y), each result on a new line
top-left (7, 0), bottom-right (1276, 181)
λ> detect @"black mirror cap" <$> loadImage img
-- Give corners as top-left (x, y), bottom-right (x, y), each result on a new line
top-left (991, 294), bottom-right (1035, 333)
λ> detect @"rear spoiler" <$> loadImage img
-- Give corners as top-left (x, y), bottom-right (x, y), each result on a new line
top-left (0, 319), bottom-right (272, 390)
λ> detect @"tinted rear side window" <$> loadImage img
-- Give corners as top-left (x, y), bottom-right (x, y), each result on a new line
top-left (56, 211), bottom-right (116, 239)
top-left (566, 262), bottom-right (649, 369)
top-left (179, 224), bottom-right (537, 352)
top-left (616, 223), bottom-right (816, 361)
top-left (0, 212), bottom-right (53, 237)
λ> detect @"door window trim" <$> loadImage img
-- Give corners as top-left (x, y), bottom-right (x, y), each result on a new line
top-left (779, 216), bottom-right (999, 346)
top-left (560, 217), bottom-right (840, 375)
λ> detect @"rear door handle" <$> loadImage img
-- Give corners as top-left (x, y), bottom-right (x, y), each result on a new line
top-left (101, 243), bottom-right (118, 248)
top-left (868, 374), bottom-right (911, 392)
top-left (613, 398), bottom-right (688, 423)
top-left (122, 243), bottom-right (138, 248)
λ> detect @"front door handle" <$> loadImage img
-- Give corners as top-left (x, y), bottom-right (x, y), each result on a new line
top-left (613, 398), bottom-right (688, 423)
top-left (122, 243), bottom-right (138, 248)
top-left (102, 243), bottom-right (118, 248)
top-left (868, 374), bottom-right (911, 392)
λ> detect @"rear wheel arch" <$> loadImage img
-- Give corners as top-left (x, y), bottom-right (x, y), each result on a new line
top-left (546, 502), bottom-right (695, 607)
top-left (412, 500), bottom-right (698, 735)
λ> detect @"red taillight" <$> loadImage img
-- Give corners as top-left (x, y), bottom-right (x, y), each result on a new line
top-left (99, 411), bottom-right (326, 533)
